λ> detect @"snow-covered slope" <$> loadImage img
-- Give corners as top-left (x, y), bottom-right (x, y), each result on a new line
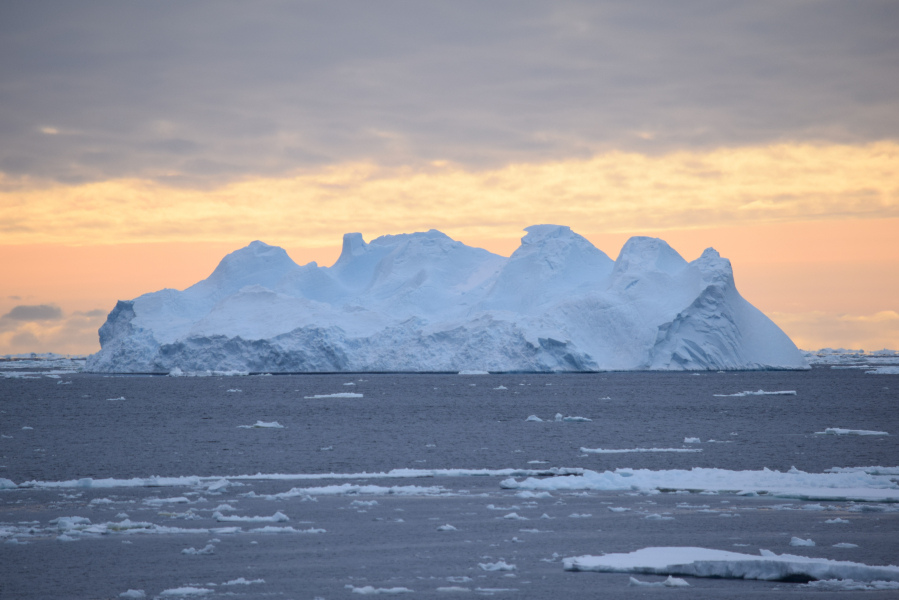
top-left (85, 225), bottom-right (808, 373)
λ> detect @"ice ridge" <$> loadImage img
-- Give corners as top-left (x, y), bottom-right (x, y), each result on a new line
top-left (85, 226), bottom-right (808, 373)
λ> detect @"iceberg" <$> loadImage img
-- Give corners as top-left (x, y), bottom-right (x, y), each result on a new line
top-left (85, 225), bottom-right (807, 372)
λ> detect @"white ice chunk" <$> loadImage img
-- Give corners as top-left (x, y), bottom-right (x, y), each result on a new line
top-left (564, 546), bottom-right (899, 582)
top-left (237, 421), bottom-right (284, 429)
top-left (526, 415), bottom-right (543, 422)
top-left (213, 511), bottom-right (288, 523)
top-left (814, 428), bottom-right (888, 436)
top-left (501, 466), bottom-right (899, 502)
top-left (437, 524), bottom-right (457, 531)
top-left (713, 390), bottom-right (797, 397)
top-left (303, 393), bottom-right (363, 399)
top-left (790, 537), bottom-right (815, 547)
top-left (582, 447), bottom-right (701, 454)
top-left (181, 544), bottom-right (215, 555)
top-left (805, 579), bottom-right (899, 591)
top-left (628, 576), bottom-right (690, 587)
top-left (119, 591), bottom-right (146, 599)
top-left (346, 585), bottom-right (414, 594)
top-left (222, 578), bottom-right (264, 585)
top-left (479, 561), bottom-right (517, 571)
top-left (158, 587), bottom-right (213, 597)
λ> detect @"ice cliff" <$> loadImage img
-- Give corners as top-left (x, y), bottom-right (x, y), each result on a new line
top-left (86, 226), bottom-right (808, 372)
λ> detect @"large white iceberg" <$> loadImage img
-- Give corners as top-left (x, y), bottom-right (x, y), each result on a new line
top-left (85, 225), bottom-right (807, 372)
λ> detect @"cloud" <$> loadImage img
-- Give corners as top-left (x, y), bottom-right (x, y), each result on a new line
top-left (0, 1), bottom-right (897, 185)
top-left (0, 142), bottom-right (896, 247)
top-left (1, 304), bottom-right (62, 321)
top-left (0, 308), bottom-right (106, 355)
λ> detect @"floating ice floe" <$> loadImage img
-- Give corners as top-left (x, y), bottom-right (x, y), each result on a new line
top-left (525, 415), bottom-right (543, 422)
top-left (4, 467), bottom-right (583, 490)
top-left (563, 546), bottom-right (899, 582)
top-left (684, 437), bottom-right (700, 443)
top-left (181, 543), bottom-right (215, 555)
top-left (806, 579), bottom-right (899, 591)
top-left (479, 560), bottom-right (516, 571)
top-left (629, 576), bottom-right (690, 587)
top-left (714, 390), bottom-right (797, 397)
top-left (249, 525), bottom-right (324, 533)
top-left (826, 518), bottom-right (849, 524)
top-left (158, 587), bottom-right (214, 597)
top-left (790, 537), bottom-right (815, 547)
top-left (814, 428), bottom-right (888, 436)
top-left (213, 511), bottom-right (288, 522)
top-left (246, 483), bottom-right (448, 500)
top-left (834, 543), bottom-right (859, 548)
top-left (866, 367), bottom-right (899, 375)
top-left (437, 524), bottom-right (457, 531)
top-left (303, 392), bottom-right (363, 399)
top-left (346, 585), bottom-right (414, 594)
top-left (106, 396), bottom-right (126, 401)
top-left (581, 447), bottom-right (701, 454)
top-left (119, 590), bottom-right (145, 598)
top-left (500, 466), bottom-right (899, 502)
top-left (237, 421), bottom-right (284, 429)
top-left (555, 413), bottom-right (591, 422)
top-left (458, 370), bottom-right (489, 375)
top-left (222, 578), bottom-right (265, 585)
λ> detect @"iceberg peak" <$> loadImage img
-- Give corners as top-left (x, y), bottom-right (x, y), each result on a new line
top-left (86, 226), bottom-right (808, 373)
top-left (613, 236), bottom-right (688, 276)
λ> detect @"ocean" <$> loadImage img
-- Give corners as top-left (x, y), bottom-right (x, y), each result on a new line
top-left (1, 363), bottom-right (897, 598)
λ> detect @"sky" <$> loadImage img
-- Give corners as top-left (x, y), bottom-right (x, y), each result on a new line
top-left (1, 0), bottom-right (897, 355)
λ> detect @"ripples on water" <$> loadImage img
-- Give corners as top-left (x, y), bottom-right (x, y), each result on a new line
top-left (1, 366), bottom-right (897, 598)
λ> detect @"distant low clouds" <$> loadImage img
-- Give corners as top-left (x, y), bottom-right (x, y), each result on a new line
top-left (0, 304), bottom-right (106, 354)
top-left (1, 1), bottom-right (897, 186)
top-left (2, 304), bottom-right (62, 321)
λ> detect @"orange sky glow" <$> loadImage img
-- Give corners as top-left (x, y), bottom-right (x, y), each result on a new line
top-left (1, 142), bottom-right (897, 355)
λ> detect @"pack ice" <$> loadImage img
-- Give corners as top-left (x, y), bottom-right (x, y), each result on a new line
top-left (85, 226), bottom-right (807, 373)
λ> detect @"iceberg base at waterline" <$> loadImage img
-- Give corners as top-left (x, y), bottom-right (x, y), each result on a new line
top-left (85, 225), bottom-right (808, 373)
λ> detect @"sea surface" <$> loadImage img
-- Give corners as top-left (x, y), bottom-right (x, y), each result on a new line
top-left (1, 364), bottom-right (897, 598)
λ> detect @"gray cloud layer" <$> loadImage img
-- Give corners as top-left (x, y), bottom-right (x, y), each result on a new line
top-left (1, 0), bottom-right (897, 186)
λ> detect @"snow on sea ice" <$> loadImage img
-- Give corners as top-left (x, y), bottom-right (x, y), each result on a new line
top-left (814, 428), bottom-right (888, 436)
top-left (303, 392), bottom-right (363, 398)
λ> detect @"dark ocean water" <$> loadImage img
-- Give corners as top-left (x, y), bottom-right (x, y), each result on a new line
top-left (1, 366), bottom-right (897, 599)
